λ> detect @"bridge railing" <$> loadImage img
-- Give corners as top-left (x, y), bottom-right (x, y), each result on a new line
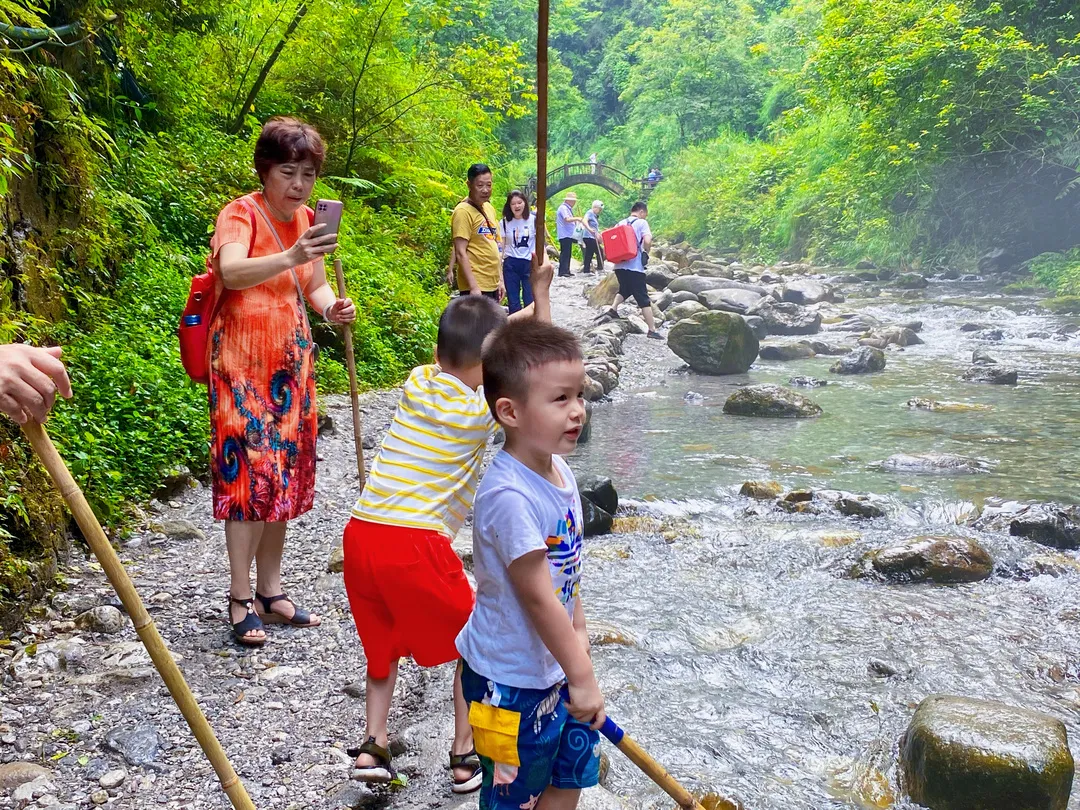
top-left (546, 162), bottom-right (640, 186)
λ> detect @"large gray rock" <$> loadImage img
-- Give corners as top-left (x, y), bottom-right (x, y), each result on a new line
top-left (692, 262), bottom-right (735, 279)
top-left (645, 268), bottom-right (676, 290)
top-left (824, 313), bottom-right (881, 333)
top-left (894, 273), bottom-right (930, 289)
top-left (759, 343), bottom-right (815, 361)
top-left (1008, 503), bottom-right (1080, 550)
top-left (582, 499), bottom-right (613, 537)
top-left (740, 314), bottom-right (768, 340)
top-left (666, 301), bottom-right (707, 322)
top-left (104, 724), bottom-right (163, 766)
top-left (781, 278), bottom-right (833, 305)
top-left (723, 385), bottom-right (822, 418)
top-left (750, 300), bottom-right (822, 336)
top-left (856, 536), bottom-right (993, 583)
top-left (579, 476), bottom-right (618, 516)
top-left (0, 763), bottom-right (52, 790)
top-left (698, 288), bottom-right (764, 314)
top-left (150, 518), bottom-right (205, 542)
top-left (667, 311), bottom-right (759, 375)
top-left (962, 365), bottom-right (1018, 385)
top-left (670, 290), bottom-right (698, 304)
top-left (830, 347), bottom-right (886, 374)
top-left (901, 694), bottom-right (1073, 810)
top-left (668, 275), bottom-right (766, 297)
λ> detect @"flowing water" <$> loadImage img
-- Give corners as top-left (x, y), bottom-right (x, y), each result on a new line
top-left (570, 281), bottom-right (1080, 809)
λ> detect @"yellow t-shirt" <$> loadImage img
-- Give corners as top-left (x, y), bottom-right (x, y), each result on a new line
top-left (452, 200), bottom-right (501, 292)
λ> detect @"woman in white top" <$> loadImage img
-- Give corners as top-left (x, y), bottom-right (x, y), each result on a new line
top-left (499, 190), bottom-right (536, 313)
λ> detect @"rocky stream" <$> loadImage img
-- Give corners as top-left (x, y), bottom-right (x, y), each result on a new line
top-left (2, 249), bottom-right (1080, 810)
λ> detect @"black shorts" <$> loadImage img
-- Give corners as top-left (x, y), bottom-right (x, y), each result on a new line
top-left (614, 268), bottom-right (650, 308)
top-left (457, 289), bottom-right (502, 301)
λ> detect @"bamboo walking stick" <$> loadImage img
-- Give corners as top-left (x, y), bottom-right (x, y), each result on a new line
top-left (20, 420), bottom-right (257, 810)
top-left (535, 0), bottom-right (549, 259)
top-left (600, 717), bottom-right (707, 810)
top-left (332, 257), bottom-right (366, 487)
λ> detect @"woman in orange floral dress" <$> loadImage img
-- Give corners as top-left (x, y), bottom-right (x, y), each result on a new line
top-left (208, 117), bottom-right (355, 646)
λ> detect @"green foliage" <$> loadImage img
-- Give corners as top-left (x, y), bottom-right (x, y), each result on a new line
top-left (1030, 248), bottom-right (1080, 296)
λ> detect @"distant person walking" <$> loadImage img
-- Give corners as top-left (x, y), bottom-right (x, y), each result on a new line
top-left (582, 199), bottom-right (603, 275)
top-left (589, 152), bottom-right (598, 171)
top-left (451, 164), bottom-right (504, 301)
top-left (597, 201), bottom-right (660, 339)
top-left (555, 192), bottom-right (582, 277)
top-left (499, 190), bottom-right (535, 314)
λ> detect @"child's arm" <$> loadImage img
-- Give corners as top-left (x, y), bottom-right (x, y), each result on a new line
top-left (509, 550), bottom-right (605, 728)
top-left (573, 598), bottom-right (590, 659)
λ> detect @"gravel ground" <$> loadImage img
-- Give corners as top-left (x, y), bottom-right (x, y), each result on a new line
top-left (0, 269), bottom-right (635, 810)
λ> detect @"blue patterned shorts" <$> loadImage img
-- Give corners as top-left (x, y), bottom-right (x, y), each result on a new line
top-left (461, 660), bottom-right (601, 809)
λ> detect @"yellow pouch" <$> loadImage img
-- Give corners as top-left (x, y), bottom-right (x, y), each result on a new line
top-left (468, 701), bottom-right (521, 767)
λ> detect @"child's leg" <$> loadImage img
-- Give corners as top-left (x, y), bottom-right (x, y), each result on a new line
top-left (355, 659), bottom-right (399, 765)
top-left (537, 787), bottom-right (581, 810)
top-left (453, 661), bottom-right (474, 756)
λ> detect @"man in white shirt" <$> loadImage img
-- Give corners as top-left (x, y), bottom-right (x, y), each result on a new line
top-left (555, 192), bottom-right (582, 277)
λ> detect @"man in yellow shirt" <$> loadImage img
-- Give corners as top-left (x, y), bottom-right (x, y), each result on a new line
top-left (452, 164), bottom-right (504, 301)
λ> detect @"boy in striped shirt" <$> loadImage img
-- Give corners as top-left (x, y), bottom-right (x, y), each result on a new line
top-left (342, 260), bottom-right (553, 793)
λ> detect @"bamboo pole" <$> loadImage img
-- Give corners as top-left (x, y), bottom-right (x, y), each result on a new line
top-left (332, 257), bottom-right (366, 487)
top-left (535, 0), bottom-right (549, 259)
top-left (21, 420), bottom-right (257, 810)
top-left (600, 718), bottom-right (707, 810)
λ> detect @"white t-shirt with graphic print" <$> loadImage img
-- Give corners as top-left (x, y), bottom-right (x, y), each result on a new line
top-left (456, 450), bottom-right (584, 690)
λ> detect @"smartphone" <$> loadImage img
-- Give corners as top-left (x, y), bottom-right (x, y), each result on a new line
top-left (312, 199), bottom-right (343, 237)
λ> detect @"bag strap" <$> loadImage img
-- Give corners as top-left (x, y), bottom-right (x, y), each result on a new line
top-left (462, 197), bottom-right (495, 230)
top-left (242, 194), bottom-right (310, 328)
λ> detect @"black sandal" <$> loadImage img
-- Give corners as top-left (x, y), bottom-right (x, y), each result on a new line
top-left (449, 748), bottom-right (482, 794)
top-left (254, 592), bottom-right (320, 628)
top-left (228, 594), bottom-right (266, 647)
top-left (349, 737), bottom-right (394, 783)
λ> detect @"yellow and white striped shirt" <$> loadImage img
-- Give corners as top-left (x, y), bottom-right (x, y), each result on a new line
top-left (352, 365), bottom-right (496, 538)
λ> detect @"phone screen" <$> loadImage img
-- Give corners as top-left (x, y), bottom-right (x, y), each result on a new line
top-left (313, 199), bottom-right (343, 237)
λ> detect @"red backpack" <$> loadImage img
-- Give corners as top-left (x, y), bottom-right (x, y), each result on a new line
top-left (177, 197), bottom-right (259, 384)
top-left (600, 220), bottom-right (639, 264)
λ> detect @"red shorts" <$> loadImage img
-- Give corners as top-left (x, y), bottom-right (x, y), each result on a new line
top-left (342, 518), bottom-right (474, 679)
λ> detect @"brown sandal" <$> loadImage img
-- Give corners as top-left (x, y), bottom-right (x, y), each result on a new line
top-left (254, 592), bottom-right (320, 627)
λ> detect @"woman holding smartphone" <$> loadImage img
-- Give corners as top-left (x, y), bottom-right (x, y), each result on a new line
top-left (209, 116), bottom-right (355, 647)
top-left (499, 190), bottom-right (535, 314)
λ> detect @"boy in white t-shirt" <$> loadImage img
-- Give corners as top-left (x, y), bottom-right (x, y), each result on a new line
top-left (456, 319), bottom-right (603, 810)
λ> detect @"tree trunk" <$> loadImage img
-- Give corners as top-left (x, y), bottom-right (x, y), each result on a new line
top-left (229, 2), bottom-right (309, 134)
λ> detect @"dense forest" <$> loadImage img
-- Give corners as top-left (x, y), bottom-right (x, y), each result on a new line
top-left (1, 0), bottom-right (1078, 618)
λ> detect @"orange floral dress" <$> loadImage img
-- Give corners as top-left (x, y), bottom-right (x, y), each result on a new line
top-left (207, 192), bottom-right (318, 522)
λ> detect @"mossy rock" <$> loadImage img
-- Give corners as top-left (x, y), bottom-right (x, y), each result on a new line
top-left (901, 694), bottom-right (1074, 810)
top-left (723, 384), bottom-right (822, 418)
top-left (856, 536), bottom-right (992, 584)
top-left (1042, 296), bottom-right (1080, 314)
top-left (667, 311), bottom-right (759, 375)
top-left (586, 272), bottom-right (620, 308)
top-left (0, 424), bottom-right (68, 630)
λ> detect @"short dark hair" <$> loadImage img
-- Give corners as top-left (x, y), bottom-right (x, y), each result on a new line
top-left (631, 201), bottom-right (648, 215)
top-left (482, 320), bottom-right (583, 418)
top-left (254, 117), bottom-right (325, 182)
top-left (468, 163), bottom-right (492, 183)
top-left (502, 190), bottom-right (529, 223)
top-left (437, 296), bottom-right (507, 368)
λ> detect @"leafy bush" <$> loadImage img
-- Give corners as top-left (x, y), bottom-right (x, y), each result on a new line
top-left (1030, 249), bottom-right (1080, 297)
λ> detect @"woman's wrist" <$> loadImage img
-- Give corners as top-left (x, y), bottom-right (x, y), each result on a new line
top-left (322, 301), bottom-right (334, 322)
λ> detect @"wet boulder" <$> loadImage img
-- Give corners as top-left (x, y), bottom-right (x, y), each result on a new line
top-left (668, 275), bottom-right (755, 296)
top-left (645, 268), bottom-right (676, 290)
top-left (836, 497), bottom-right (886, 519)
top-left (666, 300), bottom-right (708, 323)
top-left (750, 300), bottom-right (823, 336)
top-left (694, 263), bottom-right (736, 279)
top-left (894, 273), bottom-right (930, 289)
top-left (759, 343), bottom-right (816, 361)
top-left (586, 272), bottom-right (621, 308)
top-left (802, 340), bottom-right (850, 356)
top-left (579, 475), bottom-right (618, 516)
top-left (978, 247), bottom-right (1022, 275)
top-left (901, 694), bottom-right (1073, 810)
top-left (739, 480), bottom-right (782, 500)
top-left (1008, 503), bottom-right (1080, 550)
top-left (723, 385), bottom-right (822, 418)
top-left (671, 290), bottom-right (699, 304)
top-left (962, 365), bottom-right (1017, 385)
top-left (581, 498), bottom-right (613, 537)
top-left (667, 311), bottom-right (760, 375)
top-left (874, 326), bottom-right (923, 347)
top-left (856, 536), bottom-right (993, 583)
top-left (880, 453), bottom-right (993, 475)
top-left (972, 349), bottom-right (998, 365)
top-left (781, 278), bottom-right (833, 305)
top-left (961, 322), bottom-right (994, 333)
top-left (824, 313), bottom-right (881, 333)
top-left (739, 315), bottom-right (768, 340)
top-left (830, 347), bottom-right (886, 375)
top-left (698, 288), bottom-right (765, 314)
